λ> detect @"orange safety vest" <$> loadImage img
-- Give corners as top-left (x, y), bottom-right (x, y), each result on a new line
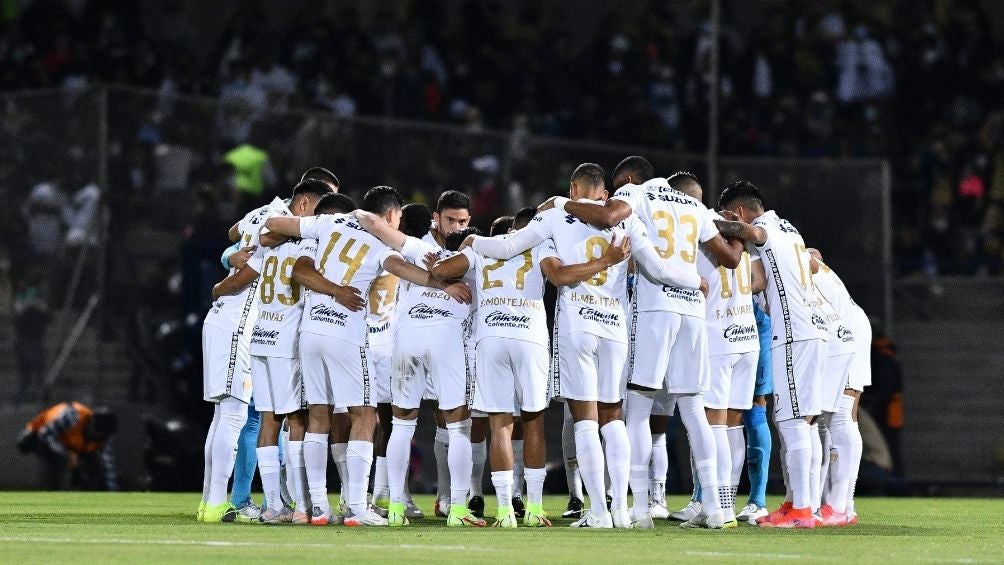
top-left (26, 402), bottom-right (105, 455)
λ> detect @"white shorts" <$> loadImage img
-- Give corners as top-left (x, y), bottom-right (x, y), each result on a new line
top-left (772, 339), bottom-right (825, 421)
top-left (847, 324), bottom-right (872, 391)
top-left (300, 332), bottom-right (374, 408)
top-left (629, 311), bottom-right (709, 393)
top-left (202, 324), bottom-right (252, 403)
top-left (250, 355), bottom-right (304, 414)
top-left (705, 351), bottom-right (758, 410)
top-left (554, 332), bottom-right (627, 404)
top-left (822, 352), bottom-right (854, 413)
top-left (472, 337), bottom-right (550, 414)
top-left (370, 342), bottom-right (393, 404)
top-left (392, 325), bottom-right (469, 411)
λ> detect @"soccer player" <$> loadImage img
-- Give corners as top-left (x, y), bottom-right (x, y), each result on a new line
top-left (714, 180), bottom-right (830, 528)
top-left (541, 156), bottom-right (741, 529)
top-left (265, 186), bottom-right (468, 526)
top-left (300, 166), bottom-right (340, 193)
top-left (248, 180), bottom-right (332, 524)
top-left (469, 163), bottom-right (704, 528)
top-left (199, 197), bottom-right (289, 523)
top-left (673, 172), bottom-right (764, 527)
top-left (809, 248), bottom-right (870, 525)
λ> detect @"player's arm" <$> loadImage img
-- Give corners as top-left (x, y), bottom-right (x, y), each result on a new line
top-left (291, 256), bottom-right (364, 311)
top-left (352, 210), bottom-right (409, 251)
top-left (212, 265), bottom-right (260, 300)
top-left (702, 234), bottom-right (743, 269)
top-left (430, 252), bottom-right (472, 281)
top-left (751, 256), bottom-right (767, 294)
top-left (228, 221), bottom-right (241, 242)
top-left (631, 239), bottom-right (701, 289)
top-left (539, 236), bottom-right (630, 287)
top-left (548, 197), bottom-right (632, 229)
top-left (258, 228), bottom-right (289, 249)
top-left (470, 220), bottom-right (550, 259)
top-left (264, 216), bottom-right (304, 238)
top-left (713, 219), bottom-right (767, 246)
top-left (384, 255), bottom-right (472, 305)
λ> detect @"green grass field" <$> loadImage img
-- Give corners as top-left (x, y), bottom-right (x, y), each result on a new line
top-left (1, 493), bottom-right (1001, 563)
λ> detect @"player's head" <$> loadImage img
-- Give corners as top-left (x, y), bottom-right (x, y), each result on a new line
top-left (445, 226), bottom-right (482, 252)
top-left (86, 407), bottom-right (118, 443)
top-left (314, 193), bottom-right (357, 215)
top-left (512, 206), bottom-right (537, 231)
top-left (667, 171), bottom-right (702, 200)
top-left (611, 155), bottom-right (654, 190)
top-left (569, 162), bottom-right (607, 201)
top-left (290, 179), bottom-right (333, 216)
top-left (434, 190), bottom-right (471, 237)
top-left (490, 215), bottom-right (514, 236)
top-left (400, 203), bottom-right (433, 239)
top-left (363, 185), bottom-right (404, 229)
top-left (300, 166), bottom-right (340, 193)
top-left (717, 179), bottom-right (765, 223)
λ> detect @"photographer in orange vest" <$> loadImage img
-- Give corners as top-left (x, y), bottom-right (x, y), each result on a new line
top-left (17, 402), bottom-right (119, 490)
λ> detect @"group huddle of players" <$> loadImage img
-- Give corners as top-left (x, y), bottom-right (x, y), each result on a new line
top-left (196, 155), bottom-right (871, 529)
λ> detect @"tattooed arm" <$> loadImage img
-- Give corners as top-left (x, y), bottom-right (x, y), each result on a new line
top-left (713, 219), bottom-right (768, 246)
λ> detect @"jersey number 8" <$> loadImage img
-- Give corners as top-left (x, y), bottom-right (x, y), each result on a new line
top-left (259, 255), bottom-right (301, 305)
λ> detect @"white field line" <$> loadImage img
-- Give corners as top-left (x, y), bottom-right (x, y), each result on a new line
top-left (0, 535), bottom-right (486, 552)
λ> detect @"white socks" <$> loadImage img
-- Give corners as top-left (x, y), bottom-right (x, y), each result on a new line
top-left (711, 424), bottom-right (731, 516)
top-left (676, 394), bottom-right (720, 515)
top-left (201, 403), bottom-right (221, 502)
top-left (207, 397), bottom-right (248, 506)
top-left (446, 419), bottom-right (473, 508)
top-left (573, 420), bottom-right (606, 516)
top-left (525, 467), bottom-right (546, 508)
top-left (330, 442), bottom-right (348, 503)
top-left (491, 470), bottom-right (514, 510)
top-left (511, 439), bottom-right (525, 498)
top-left (726, 425), bottom-right (745, 513)
top-left (256, 445), bottom-right (281, 511)
top-left (346, 440), bottom-right (373, 515)
top-left (825, 394), bottom-right (860, 513)
top-left (776, 418), bottom-right (812, 509)
top-left (286, 440), bottom-right (308, 511)
top-left (649, 432), bottom-right (668, 501)
top-left (303, 432), bottom-right (329, 513)
top-left (471, 439), bottom-right (487, 497)
top-left (387, 417), bottom-right (417, 505)
top-left (434, 427), bottom-right (450, 500)
top-left (601, 420), bottom-right (630, 512)
top-left (809, 422), bottom-right (822, 512)
top-left (562, 405), bottom-right (583, 500)
top-left (373, 456), bottom-right (388, 501)
top-left (625, 390), bottom-right (655, 515)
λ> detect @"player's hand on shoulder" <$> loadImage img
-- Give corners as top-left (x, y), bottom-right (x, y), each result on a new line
top-left (423, 252), bottom-right (439, 273)
top-left (332, 285), bottom-right (364, 312)
top-left (537, 196), bottom-right (558, 212)
top-left (718, 209), bottom-right (740, 222)
top-left (604, 234), bottom-right (631, 265)
top-left (459, 234), bottom-right (475, 251)
top-left (443, 280), bottom-right (473, 305)
top-left (230, 246), bottom-right (257, 269)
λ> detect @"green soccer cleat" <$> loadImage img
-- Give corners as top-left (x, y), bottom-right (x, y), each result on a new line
top-left (448, 506), bottom-right (487, 527)
top-left (196, 500), bottom-right (206, 522)
top-left (388, 502), bottom-right (410, 527)
top-left (523, 503), bottom-right (552, 527)
top-left (492, 506), bottom-right (518, 528)
top-left (202, 502), bottom-right (234, 523)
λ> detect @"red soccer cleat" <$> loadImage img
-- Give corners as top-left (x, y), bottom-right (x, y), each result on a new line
top-left (819, 504), bottom-right (849, 527)
top-left (756, 501), bottom-right (793, 525)
top-left (760, 506), bottom-right (815, 528)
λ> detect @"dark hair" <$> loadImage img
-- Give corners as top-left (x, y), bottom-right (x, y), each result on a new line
top-left (445, 226), bottom-right (482, 251)
top-left (300, 166), bottom-right (340, 191)
top-left (490, 215), bottom-right (514, 236)
top-left (362, 185), bottom-right (404, 215)
top-left (718, 179), bottom-right (765, 210)
top-left (513, 206), bottom-right (537, 230)
top-left (88, 408), bottom-right (118, 440)
top-left (570, 162), bottom-right (605, 187)
top-left (436, 190), bottom-right (471, 212)
top-left (400, 203), bottom-right (433, 238)
top-left (612, 155), bottom-right (654, 184)
top-left (667, 171), bottom-right (701, 198)
top-left (291, 179), bottom-right (334, 201)
top-left (315, 193), bottom-right (357, 215)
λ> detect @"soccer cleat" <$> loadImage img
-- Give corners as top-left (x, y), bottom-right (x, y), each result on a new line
top-left (649, 498), bottom-right (670, 520)
top-left (570, 510), bottom-right (613, 528)
top-left (847, 511), bottom-right (859, 525)
top-left (610, 507), bottom-right (633, 529)
top-left (736, 503), bottom-right (768, 525)
top-left (492, 507), bottom-right (518, 528)
top-left (434, 497), bottom-right (449, 518)
top-left (630, 506), bottom-right (655, 529)
top-left (523, 506), bottom-right (552, 527)
top-left (291, 510), bottom-right (310, 525)
top-left (388, 502), bottom-right (409, 527)
top-left (309, 505), bottom-right (330, 526)
top-left (343, 507), bottom-right (389, 527)
top-left (669, 500), bottom-right (702, 522)
top-left (202, 502), bottom-right (233, 523)
top-left (228, 500), bottom-right (262, 523)
top-left (511, 495), bottom-right (526, 519)
top-left (467, 495), bottom-right (485, 519)
top-left (404, 497), bottom-right (424, 519)
top-left (373, 494), bottom-right (390, 512)
top-left (757, 501), bottom-right (793, 525)
top-left (259, 506), bottom-right (293, 524)
top-left (447, 507), bottom-right (487, 527)
top-left (722, 516), bottom-right (739, 529)
top-left (680, 510), bottom-right (726, 529)
top-left (819, 504), bottom-right (849, 527)
top-left (561, 496), bottom-right (584, 519)
top-left (196, 500), bottom-right (206, 522)
top-left (760, 506), bottom-right (815, 528)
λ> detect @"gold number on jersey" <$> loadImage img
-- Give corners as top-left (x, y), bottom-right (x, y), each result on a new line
top-left (368, 274), bottom-right (399, 315)
top-left (318, 232), bottom-right (371, 285)
top-left (481, 250), bottom-right (534, 290)
top-left (584, 236), bottom-right (610, 287)
top-left (259, 256), bottom-right (302, 306)
top-left (651, 212), bottom-right (698, 263)
top-left (717, 251), bottom-right (752, 299)
top-left (794, 243), bottom-right (812, 290)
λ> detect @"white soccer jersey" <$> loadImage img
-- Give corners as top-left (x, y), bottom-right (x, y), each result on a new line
top-left (397, 237), bottom-right (472, 329)
top-left (461, 241), bottom-right (555, 347)
top-left (249, 236), bottom-right (315, 358)
top-left (610, 178), bottom-right (718, 317)
top-left (813, 260), bottom-right (870, 336)
top-left (204, 199), bottom-right (290, 332)
top-left (751, 210), bottom-right (829, 345)
top-left (699, 244), bottom-right (759, 356)
top-left (298, 213), bottom-right (401, 346)
top-left (366, 272), bottom-right (400, 348)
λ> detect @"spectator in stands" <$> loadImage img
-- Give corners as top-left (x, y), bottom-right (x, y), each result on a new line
top-left (17, 402), bottom-right (119, 490)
